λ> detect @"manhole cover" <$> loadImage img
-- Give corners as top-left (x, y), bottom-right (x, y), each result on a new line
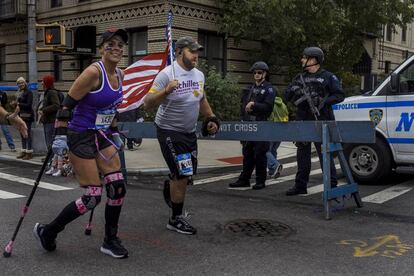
top-left (224, 219), bottom-right (295, 238)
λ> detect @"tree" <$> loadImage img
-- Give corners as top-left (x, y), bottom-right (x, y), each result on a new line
top-left (199, 62), bottom-right (241, 121)
top-left (217, 0), bottom-right (414, 78)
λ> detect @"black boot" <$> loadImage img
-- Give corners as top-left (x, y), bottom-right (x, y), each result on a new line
top-left (286, 186), bottom-right (307, 196)
top-left (229, 179), bottom-right (250, 188)
top-left (252, 182), bottom-right (266, 190)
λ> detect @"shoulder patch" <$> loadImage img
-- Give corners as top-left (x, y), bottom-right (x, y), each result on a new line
top-left (331, 75), bottom-right (339, 82)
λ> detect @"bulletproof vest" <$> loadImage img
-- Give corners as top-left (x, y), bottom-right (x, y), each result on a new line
top-left (301, 72), bottom-right (329, 101)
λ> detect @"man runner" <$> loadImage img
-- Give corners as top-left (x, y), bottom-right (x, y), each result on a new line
top-left (144, 36), bottom-right (220, 235)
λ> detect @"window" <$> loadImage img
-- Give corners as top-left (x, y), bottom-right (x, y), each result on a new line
top-left (198, 31), bottom-right (226, 73)
top-left (0, 45), bottom-right (5, 81)
top-left (53, 54), bottom-right (62, 81)
top-left (129, 29), bottom-right (148, 63)
top-left (385, 25), bottom-right (393, 41)
top-left (51, 0), bottom-right (62, 8)
top-left (402, 25), bottom-right (407, 43)
top-left (384, 61), bottom-right (391, 74)
top-left (398, 62), bottom-right (414, 94)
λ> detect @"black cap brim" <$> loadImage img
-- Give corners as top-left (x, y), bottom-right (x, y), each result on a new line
top-left (188, 43), bottom-right (203, 51)
top-left (100, 29), bottom-right (128, 46)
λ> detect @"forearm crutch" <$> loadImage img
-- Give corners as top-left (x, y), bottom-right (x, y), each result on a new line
top-left (3, 149), bottom-right (53, 258)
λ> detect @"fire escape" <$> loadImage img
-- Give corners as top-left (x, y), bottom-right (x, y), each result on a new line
top-left (377, 25), bottom-right (385, 71)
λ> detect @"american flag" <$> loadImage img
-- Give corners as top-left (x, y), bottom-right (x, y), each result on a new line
top-left (118, 10), bottom-right (174, 113)
top-left (117, 49), bottom-right (168, 113)
top-left (166, 10), bottom-right (175, 68)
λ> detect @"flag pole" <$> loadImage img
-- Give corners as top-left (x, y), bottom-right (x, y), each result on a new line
top-left (167, 9), bottom-right (175, 79)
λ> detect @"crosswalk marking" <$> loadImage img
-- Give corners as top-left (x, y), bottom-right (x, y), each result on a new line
top-left (0, 172), bottom-right (73, 191)
top-left (300, 180), bottom-right (347, 196)
top-left (194, 173), bottom-right (239, 185)
top-left (228, 164), bottom-right (342, 191)
top-left (194, 157), bottom-right (320, 186)
top-left (0, 190), bottom-right (25, 199)
top-left (362, 184), bottom-right (413, 204)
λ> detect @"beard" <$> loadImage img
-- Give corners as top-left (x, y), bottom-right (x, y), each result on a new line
top-left (182, 54), bottom-right (196, 70)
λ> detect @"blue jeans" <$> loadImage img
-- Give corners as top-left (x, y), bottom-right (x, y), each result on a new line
top-left (0, 125), bottom-right (15, 149)
top-left (266, 141), bottom-right (281, 173)
top-left (43, 123), bottom-right (55, 150)
top-left (21, 121), bottom-right (32, 150)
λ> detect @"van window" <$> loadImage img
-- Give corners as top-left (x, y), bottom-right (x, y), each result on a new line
top-left (399, 62), bottom-right (414, 95)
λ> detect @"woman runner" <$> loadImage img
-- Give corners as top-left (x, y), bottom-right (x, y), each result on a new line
top-left (33, 28), bottom-right (129, 259)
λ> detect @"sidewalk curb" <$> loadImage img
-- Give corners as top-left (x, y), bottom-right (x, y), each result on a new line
top-left (0, 153), bottom-right (243, 175)
top-left (0, 152), bottom-right (298, 176)
top-left (128, 164), bottom-right (244, 176)
top-left (0, 154), bottom-right (43, 166)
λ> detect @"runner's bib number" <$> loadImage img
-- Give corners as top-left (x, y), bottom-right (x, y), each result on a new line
top-left (176, 153), bottom-right (193, 176)
top-left (95, 109), bottom-right (116, 130)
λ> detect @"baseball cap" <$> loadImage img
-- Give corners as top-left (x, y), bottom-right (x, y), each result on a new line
top-left (99, 28), bottom-right (128, 46)
top-left (175, 36), bottom-right (203, 51)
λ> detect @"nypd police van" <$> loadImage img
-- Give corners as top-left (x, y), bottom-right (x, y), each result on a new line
top-left (334, 55), bottom-right (414, 183)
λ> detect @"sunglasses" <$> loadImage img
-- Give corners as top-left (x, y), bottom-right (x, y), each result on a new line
top-left (254, 71), bottom-right (264, 75)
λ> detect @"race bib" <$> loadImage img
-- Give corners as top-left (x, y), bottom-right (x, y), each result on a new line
top-left (95, 109), bottom-right (116, 130)
top-left (176, 153), bottom-right (193, 176)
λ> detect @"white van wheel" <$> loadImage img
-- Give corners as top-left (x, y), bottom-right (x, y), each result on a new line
top-left (346, 138), bottom-right (392, 183)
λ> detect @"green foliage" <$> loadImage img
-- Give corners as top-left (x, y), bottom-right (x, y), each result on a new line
top-left (199, 63), bottom-right (241, 120)
top-left (142, 63), bottom-right (242, 121)
top-left (338, 71), bottom-right (361, 97)
top-left (141, 108), bottom-right (156, 122)
top-left (217, 0), bottom-right (414, 78)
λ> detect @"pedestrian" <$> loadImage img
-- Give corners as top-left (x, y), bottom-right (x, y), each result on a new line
top-left (0, 90), bottom-right (16, 151)
top-left (284, 47), bottom-right (345, 195)
top-left (33, 28), bottom-right (129, 259)
top-left (15, 77), bottom-right (34, 160)
top-left (229, 61), bottom-right (276, 190)
top-left (267, 96), bottom-right (289, 178)
top-left (0, 94), bottom-right (27, 139)
top-left (45, 152), bottom-right (64, 177)
top-left (39, 74), bottom-right (60, 149)
top-left (144, 36), bottom-right (220, 235)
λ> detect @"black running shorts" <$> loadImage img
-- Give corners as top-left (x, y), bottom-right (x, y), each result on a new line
top-left (156, 126), bottom-right (198, 179)
top-left (68, 129), bottom-right (113, 159)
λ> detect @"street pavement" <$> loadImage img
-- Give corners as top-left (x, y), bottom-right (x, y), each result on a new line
top-left (0, 159), bottom-right (414, 275)
top-left (0, 132), bottom-right (298, 175)
top-left (1, 130), bottom-right (414, 275)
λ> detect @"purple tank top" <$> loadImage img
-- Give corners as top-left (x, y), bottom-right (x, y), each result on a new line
top-left (69, 61), bottom-right (123, 132)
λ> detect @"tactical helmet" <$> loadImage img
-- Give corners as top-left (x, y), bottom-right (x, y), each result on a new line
top-left (303, 47), bottom-right (324, 64)
top-left (250, 61), bottom-right (269, 72)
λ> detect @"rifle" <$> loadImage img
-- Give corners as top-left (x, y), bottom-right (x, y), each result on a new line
top-left (293, 73), bottom-right (320, 120)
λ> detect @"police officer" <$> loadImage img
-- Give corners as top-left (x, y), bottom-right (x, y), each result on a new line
top-left (285, 47), bottom-right (344, 195)
top-left (229, 61), bottom-right (276, 190)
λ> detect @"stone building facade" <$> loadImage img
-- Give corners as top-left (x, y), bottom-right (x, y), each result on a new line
top-left (0, 0), bottom-right (260, 93)
top-left (1, 0), bottom-right (414, 93)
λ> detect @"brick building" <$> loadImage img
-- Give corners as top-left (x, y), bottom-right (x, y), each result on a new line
top-left (1, 0), bottom-right (414, 93)
top-left (0, 0), bottom-right (261, 93)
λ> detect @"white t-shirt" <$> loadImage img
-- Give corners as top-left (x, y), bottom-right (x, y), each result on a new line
top-left (149, 61), bottom-right (205, 133)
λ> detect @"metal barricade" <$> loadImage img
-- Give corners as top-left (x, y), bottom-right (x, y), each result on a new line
top-left (119, 121), bottom-right (375, 219)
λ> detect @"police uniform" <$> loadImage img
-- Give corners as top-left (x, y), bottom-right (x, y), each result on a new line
top-left (232, 80), bottom-right (276, 188)
top-left (285, 69), bottom-right (344, 194)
